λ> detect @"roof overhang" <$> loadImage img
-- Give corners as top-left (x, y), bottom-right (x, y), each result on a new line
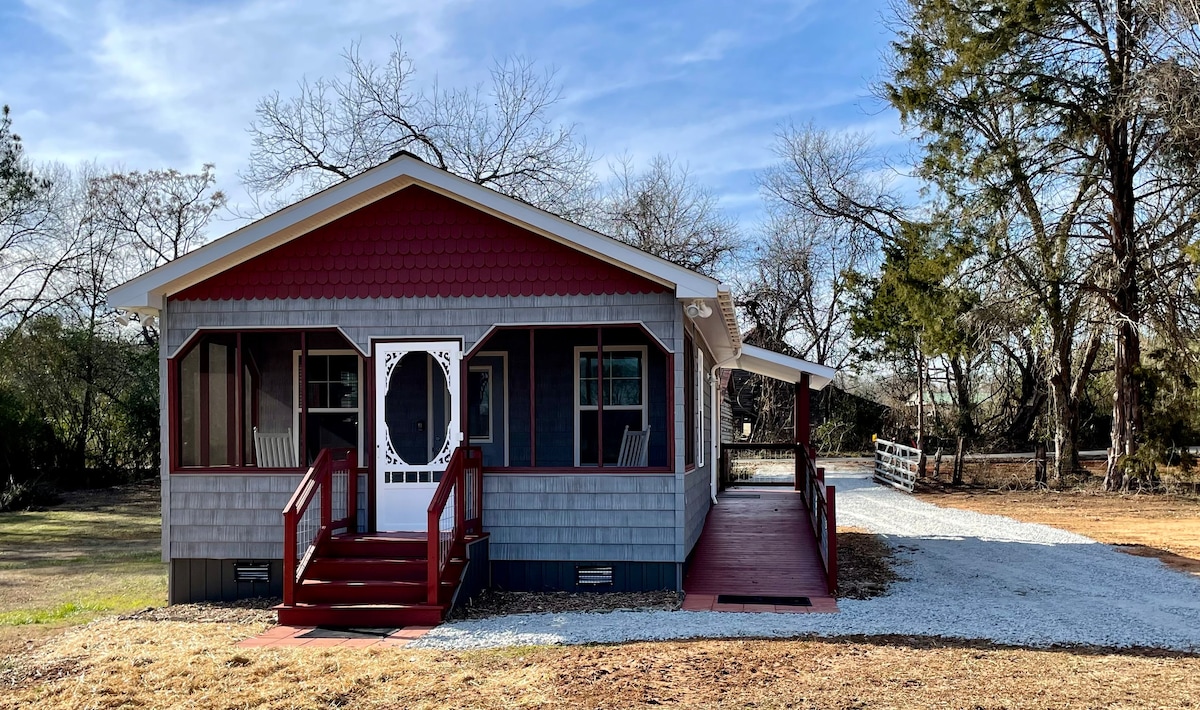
top-left (107, 153), bottom-right (722, 311)
top-left (734, 344), bottom-right (836, 390)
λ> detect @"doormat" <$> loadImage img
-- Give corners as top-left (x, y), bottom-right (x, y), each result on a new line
top-left (716, 594), bottom-right (812, 606)
top-left (722, 494), bottom-right (761, 499)
top-left (298, 627), bottom-right (398, 639)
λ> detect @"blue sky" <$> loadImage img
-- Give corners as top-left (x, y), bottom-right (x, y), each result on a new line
top-left (0, 0), bottom-right (904, 234)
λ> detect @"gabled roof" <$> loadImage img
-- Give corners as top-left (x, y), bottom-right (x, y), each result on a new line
top-left (107, 152), bottom-right (836, 390)
top-left (107, 152), bottom-right (720, 311)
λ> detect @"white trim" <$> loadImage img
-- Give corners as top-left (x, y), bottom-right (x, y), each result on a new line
top-left (573, 345), bottom-right (649, 467)
top-left (167, 324), bottom-right (366, 360)
top-left (470, 320), bottom-right (673, 355)
top-left (107, 153), bottom-right (720, 310)
top-left (470, 350), bottom-right (508, 465)
top-left (291, 349), bottom-right (365, 460)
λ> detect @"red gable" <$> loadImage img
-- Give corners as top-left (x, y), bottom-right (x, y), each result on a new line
top-left (171, 186), bottom-right (667, 301)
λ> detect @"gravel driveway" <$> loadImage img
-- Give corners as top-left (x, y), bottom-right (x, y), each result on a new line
top-left (412, 472), bottom-right (1200, 651)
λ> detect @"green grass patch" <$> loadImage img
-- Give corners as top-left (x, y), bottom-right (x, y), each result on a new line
top-left (0, 483), bottom-right (165, 645)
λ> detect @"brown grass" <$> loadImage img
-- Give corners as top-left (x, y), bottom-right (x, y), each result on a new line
top-left (3, 618), bottom-right (1198, 709)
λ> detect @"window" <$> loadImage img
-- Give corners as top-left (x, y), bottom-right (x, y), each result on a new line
top-left (575, 346), bottom-right (647, 466)
top-left (468, 366), bottom-right (493, 443)
top-left (293, 350), bottom-right (363, 463)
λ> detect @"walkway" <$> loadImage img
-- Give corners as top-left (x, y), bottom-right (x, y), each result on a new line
top-left (681, 488), bottom-right (837, 613)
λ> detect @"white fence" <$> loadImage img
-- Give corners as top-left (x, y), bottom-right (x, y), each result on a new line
top-left (874, 438), bottom-right (922, 493)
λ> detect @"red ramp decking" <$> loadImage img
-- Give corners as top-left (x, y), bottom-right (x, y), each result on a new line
top-left (682, 489), bottom-right (837, 613)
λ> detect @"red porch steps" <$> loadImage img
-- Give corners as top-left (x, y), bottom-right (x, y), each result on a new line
top-left (275, 533), bottom-right (467, 627)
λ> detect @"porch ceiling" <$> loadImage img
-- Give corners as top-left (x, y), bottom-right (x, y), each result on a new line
top-left (733, 345), bottom-right (835, 390)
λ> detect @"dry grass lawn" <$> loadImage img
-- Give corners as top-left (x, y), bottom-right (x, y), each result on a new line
top-left (918, 487), bottom-right (1200, 575)
top-left (0, 483), bottom-right (166, 660)
top-left (3, 618), bottom-right (1198, 709)
top-left (5, 476), bottom-right (1200, 708)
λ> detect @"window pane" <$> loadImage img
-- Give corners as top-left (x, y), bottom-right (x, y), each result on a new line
top-left (603, 410), bottom-right (644, 465)
top-left (579, 379), bottom-right (597, 406)
top-left (329, 382), bottom-right (356, 409)
top-left (605, 353), bottom-right (641, 379)
top-left (609, 379), bottom-right (641, 406)
top-left (329, 355), bottom-right (357, 385)
top-left (306, 382), bottom-right (326, 409)
top-left (179, 346), bottom-right (201, 467)
top-left (579, 353), bottom-right (598, 379)
top-left (579, 410), bottom-right (599, 465)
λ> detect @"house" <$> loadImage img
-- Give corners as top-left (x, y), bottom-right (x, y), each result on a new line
top-left (108, 152), bottom-right (835, 626)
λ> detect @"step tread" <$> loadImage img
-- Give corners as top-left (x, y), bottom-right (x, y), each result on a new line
top-left (299, 579), bottom-right (454, 588)
top-left (275, 602), bottom-right (446, 611)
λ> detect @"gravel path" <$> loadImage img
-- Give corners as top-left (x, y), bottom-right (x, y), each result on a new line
top-left (413, 472), bottom-right (1200, 651)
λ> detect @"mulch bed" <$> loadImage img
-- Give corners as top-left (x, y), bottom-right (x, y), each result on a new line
top-left (119, 598), bottom-right (277, 625)
top-left (835, 528), bottom-right (903, 600)
top-left (451, 589), bottom-right (681, 619)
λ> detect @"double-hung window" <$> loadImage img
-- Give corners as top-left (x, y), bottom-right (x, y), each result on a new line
top-left (575, 346), bottom-right (647, 466)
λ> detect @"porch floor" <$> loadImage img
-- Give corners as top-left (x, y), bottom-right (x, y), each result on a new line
top-left (682, 488), bottom-right (838, 613)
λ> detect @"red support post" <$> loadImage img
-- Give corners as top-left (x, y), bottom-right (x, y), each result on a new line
top-left (346, 449), bottom-right (358, 533)
top-left (454, 464), bottom-right (466, 534)
top-left (529, 329), bottom-right (536, 468)
top-left (826, 485), bottom-right (837, 594)
top-left (283, 511), bottom-right (296, 606)
top-left (795, 375), bottom-right (811, 447)
top-left (596, 327), bottom-right (604, 467)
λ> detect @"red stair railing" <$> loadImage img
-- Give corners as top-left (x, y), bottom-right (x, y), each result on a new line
top-left (282, 447), bottom-right (358, 606)
top-left (426, 446), bottom-right (483, 606)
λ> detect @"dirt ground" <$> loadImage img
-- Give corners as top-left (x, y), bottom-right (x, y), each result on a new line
top-left (2, 617), bottom-right (1197, 709)
top-left (917, 487), bottom-right (1200, 575)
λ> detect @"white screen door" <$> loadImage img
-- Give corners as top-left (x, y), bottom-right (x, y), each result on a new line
top-left (375, 341), bottom-right (462, 531)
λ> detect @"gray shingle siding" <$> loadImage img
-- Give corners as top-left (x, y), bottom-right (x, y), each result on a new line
top-left (482, 473), bottom-right (676, 563)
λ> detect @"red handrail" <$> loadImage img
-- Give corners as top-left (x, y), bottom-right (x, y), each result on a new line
top-left (802, 449), bottom-right (837, 594)
top-left (426, 446), bottom-right (483, 606)
top-left (282, 447), bottom-right (358, 606)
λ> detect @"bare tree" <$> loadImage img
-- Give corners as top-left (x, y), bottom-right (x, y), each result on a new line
top-left (0, 107), bottom-right (75, 332)
top-left (598, 154), bottom-right (740, 276)
top-left (87, 164), bottom-right (226, 275)
top-left (244, 37), bottom-right (597, 220)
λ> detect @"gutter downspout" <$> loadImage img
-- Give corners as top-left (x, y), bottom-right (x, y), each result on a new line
top-left (709, 350), bottom-right (739, 505)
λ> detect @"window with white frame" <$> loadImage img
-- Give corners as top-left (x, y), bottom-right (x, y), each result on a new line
top-left (292, 350), bottom-right (362, 463)
top-left (575, 346), bottom-right (647, 466)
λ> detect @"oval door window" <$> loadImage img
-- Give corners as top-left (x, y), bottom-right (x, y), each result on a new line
top-left (384, 352), bottom-right (451, 466)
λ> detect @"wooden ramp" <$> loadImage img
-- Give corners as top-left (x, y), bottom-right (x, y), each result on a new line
top-left (682, 489), bottom-right (838, 613)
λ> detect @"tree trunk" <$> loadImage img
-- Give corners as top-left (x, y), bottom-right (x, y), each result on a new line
top-left (1104, 1), bottom-right (1145, 492)
top-left (1048, 369), bottom-right (1081, 486)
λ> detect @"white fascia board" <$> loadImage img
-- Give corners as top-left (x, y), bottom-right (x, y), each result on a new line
top-left (735, 344), bottom-right (836, 390)
top-left (107, 154), bottom-right (721, 309)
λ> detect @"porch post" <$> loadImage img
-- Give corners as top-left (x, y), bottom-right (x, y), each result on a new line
top-left (794, 375), bottom-right (811, 493)
top-left (234, 333), bottom-right (243, 467)
top-left (299, 332), bottom-right (307, 467)
top-left (795, 374), bottom-right (810, 447)
top-left (529, 329), bottom-right (536, 468)
top-left (596, 326), bottom-right (604, 468)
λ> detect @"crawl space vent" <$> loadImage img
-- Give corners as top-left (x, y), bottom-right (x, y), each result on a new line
top-left (234, 561), bottom-right (270, 583)
top-left (576, 565), bottom-right (614, 587)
